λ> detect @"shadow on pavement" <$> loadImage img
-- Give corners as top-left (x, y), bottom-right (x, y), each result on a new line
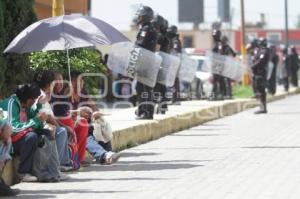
top-left (188, 128), bottom-right (230, 131)
top-left (120, 152), bottom-right (161, 158)
top-left (4, 194), bottom-right (55, 199)
top-left (16, 190), bottom-right (130, 199)
top-left (81, 161), bottom-right (203, 172)
top-left (67, 177), bottom-right (171, 183)
top-left (200, 123), bottom-right (227, 127)
top-left (170, 134), bottom-right (227, 137)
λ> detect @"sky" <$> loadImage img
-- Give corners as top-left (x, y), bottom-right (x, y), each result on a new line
top-left (91, 0), bottom-right (300, 31)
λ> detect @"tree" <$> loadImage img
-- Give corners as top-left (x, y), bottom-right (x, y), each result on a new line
top-left (0, 0), bottom-right (37, 97)
top-left (30, 48), bottom-right (106, 95)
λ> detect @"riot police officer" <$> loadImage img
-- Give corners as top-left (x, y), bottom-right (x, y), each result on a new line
top-left (251, 37), bottom-right (270, 114)
top-left (220, 35), bottom-right (236, 99)
top-left (167, 25), bottom-right (182, 105)
top-left (289, 46), bottom-right (299, 87)
top-left (247, 38), bottom-right (259, 98)
top-left (209, 29), bottom-right (226, 101)
top-left (134, 5), bottom-right (158, 119)
top-left (282, 47), bottom-right (290, 91)
top-left (267, 45), bottom-right (279, 95)
top-left (153, 15), bottom-right (170, 114)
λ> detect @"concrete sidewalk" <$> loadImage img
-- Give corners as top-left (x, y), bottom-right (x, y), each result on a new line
top-left (103, 86), bottom-right (300, 151)
top-left (2, 86), bottom-right (299, 186)
top-left (11, 90), bottom-right (300, 199)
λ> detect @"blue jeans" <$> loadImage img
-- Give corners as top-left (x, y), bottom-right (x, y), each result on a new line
top-left (86, 136), bottom-right (107, 160)
top-left (55, 127), bottom-right (70, 166)
top-left (13, 132), bottom-right (38, 174)
top-left (0, 141), bottom-right (12, 162)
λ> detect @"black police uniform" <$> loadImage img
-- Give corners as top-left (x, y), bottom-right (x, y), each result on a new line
top-left (282, 50), bottom-right (290, 91)
top-left (135, 21), bottom-right (158, 119)
top-left (267, 49), bottom-right (279, 95)
top-left (154, 31), bottom-right (171, 114)
top-left (252, 46), bottom-right (270, 113)
top-left (210, 42), bottom-right (226, 100)
top-left (289, 50), bottom-right (299, 87)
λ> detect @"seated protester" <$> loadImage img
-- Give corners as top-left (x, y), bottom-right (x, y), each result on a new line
top-left (69, 70), bottom-right (98, 111)
top-left (50, 72), bottom-right (88, 167)
top-left (70, 71), bottom-right (120, 164)
top-left (0, 119), bottom-right (20, 196)
top-left (0, 84), bottom-right (44, 182)
top-left (77, 107), bottom-right (120, 164)
top-left (33, 70), bottom-right (72, 172)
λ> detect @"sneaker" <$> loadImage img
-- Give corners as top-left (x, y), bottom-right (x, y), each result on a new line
top-left (38, 177), bottom-right (60, 183)
top-left (103, 152), bottom-right (121, 165)
top-left (59, 173), bottom-right (70, 181)
top-left (135, 113), bottom-right (153, 120)
top-left (254, 110), bottom-right (267, 114)
top-left (19, 173), bottom-right (38, 182)
top-left (0, 181), bottom-right (20, 196)
top-left (60, 165), bottom-right (74, 172)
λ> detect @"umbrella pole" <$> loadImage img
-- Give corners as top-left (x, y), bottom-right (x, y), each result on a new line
top-left (67, 48), bottom-right (71, 83)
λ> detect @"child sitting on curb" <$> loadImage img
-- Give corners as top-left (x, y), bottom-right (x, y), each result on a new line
top-left (76, 106), bottom-right (120, 165)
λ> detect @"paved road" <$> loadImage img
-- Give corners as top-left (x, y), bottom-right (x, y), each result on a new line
top-left (11, 94), bottom-right (300, 199)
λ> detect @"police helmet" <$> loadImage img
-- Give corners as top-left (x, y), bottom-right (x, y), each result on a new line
top-left (258, 37), bottom-right (268, 48)
top-left (250, 38), bottom-right (258, 48)
top-left (221, 35), bottom-right (228, 44)
top-left (167, 25), bottom-right (178, 35)
top-left (136, 6), bottom-right (154, 24)
top-left (161, 19), bottom-right (169, 32)
top-left (152, 14), bottom-right (165, 31)
top-left (212, 29), bottom-right (222, 42)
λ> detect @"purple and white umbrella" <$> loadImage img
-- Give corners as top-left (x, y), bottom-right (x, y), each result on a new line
top-left (4, 14), bottom-right (129, 79)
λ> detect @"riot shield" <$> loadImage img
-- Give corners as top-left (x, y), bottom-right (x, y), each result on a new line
top-left (177, 54), bottom-right (198, 82)
top-left (203, 51), bottom-right (246, 81)
top-left (156, 51), bottom-right (180, 87)
top-left (267, 62), bottom-right (274, 80)
top-left (107, 42), bottom-right (162, 88)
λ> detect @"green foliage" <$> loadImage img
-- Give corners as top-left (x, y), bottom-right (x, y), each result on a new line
top-left (0, 0), bottom-right (37, 97)
top-left (233, 84), bottom-right (253, 98)
top-left (30, 48), bottom-right (106, 94)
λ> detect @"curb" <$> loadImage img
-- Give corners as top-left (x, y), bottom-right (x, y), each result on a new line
top-left (3, 88), bottom-right (300, 185)
top-left (112, 88), bottom-right (300, 151)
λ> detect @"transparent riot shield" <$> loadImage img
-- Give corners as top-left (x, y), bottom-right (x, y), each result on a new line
top-left (203, 51), bottom-right (246, 81)
top-left (177, 54), bottom-right (198, 83)
top-left (267, 62), bottom-right (274, 80)
top-left (156, 51), bottom-right (180, 87)
top-left (108, 42), bottom-right (162, 88)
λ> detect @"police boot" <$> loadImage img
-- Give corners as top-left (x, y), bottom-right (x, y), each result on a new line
top-left (135, 111), bottom-right (153, 120)
top-left (208, 93), bottom-right (217, 101)
top-left (254, 102), bottom-right (267, 114)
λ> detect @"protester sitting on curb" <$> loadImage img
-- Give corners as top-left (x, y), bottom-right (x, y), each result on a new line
top-left (50, 72), bottom-right (88, 167)
top-left (0, 118), bottom-right (20, 196)
top-left (77, 106), bottom-right (120, 164)
top-left (33, 70), bottom-right (72, 172)
top-left (70, 71), bottom-right (120, 164)
top-left (0, 84), bottom-right (44, 182)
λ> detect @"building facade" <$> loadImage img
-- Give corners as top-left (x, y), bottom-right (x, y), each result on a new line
top-left (34, 0), bottom-right (91, 19)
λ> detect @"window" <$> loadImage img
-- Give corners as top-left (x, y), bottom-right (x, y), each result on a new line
top-left (267, 32), bottom-right (281, 43)
top-left (183, 36), bottom-right (194, 48)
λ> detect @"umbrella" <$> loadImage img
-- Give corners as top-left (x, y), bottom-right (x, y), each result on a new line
top-left (4, 14), bottom-right (129, 80)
